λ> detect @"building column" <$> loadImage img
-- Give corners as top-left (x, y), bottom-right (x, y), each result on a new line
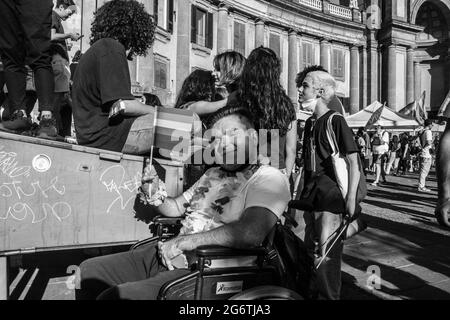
top-left (414, 61), bottom-right (421, 100)
top-left (360, 45), bottom-right (368, 109)
top-left (320, 39), bottom-right (330, 71)
top-left (255, 19), bottom-right (265, 47)
top-left (387, 43), bottom-right (397, 110)
top-left (288, 30), bottom-right (299, 106)
top-left (406, 47), bottom-right (415, 104)
top-left (217, 3), bottom-right (229, 54)
top-left (176, 0), bottom-right (191, 95)
top-left (368, 30), bottom-right (378, 104)
top-left (350, 45), bottom-right (360, 114)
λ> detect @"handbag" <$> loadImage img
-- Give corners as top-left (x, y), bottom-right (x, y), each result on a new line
top-left (325, 113), bottom-right (367, 216)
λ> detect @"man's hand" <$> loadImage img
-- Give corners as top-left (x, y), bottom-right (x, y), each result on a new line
top-left (69, 33), bottom-right (82, 41)
top-left (157, 238), bottom-right (183, 271)
top-left (141, 160), bottom-right (159, 198)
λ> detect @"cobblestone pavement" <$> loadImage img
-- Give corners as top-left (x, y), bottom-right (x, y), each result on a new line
top-left (340, 170), bottom-right (450, 300)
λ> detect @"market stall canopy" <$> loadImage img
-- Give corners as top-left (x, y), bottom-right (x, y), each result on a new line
top-left (346, 101), bottom-right (420, 129)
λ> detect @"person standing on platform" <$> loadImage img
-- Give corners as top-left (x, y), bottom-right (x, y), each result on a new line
top-left (0, 0), bottom-right (57, 136)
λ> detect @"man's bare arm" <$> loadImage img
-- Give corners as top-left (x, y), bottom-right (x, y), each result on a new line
top-left (346, 152), bottom-right (361, 216)
top-left (122, 99), bottom-right (155, 117)
top-left (51, 29), bottom-right (80, 41)
top-left (285, 120), bottom-right (298, 176)
top-left (174, 207), bottom-right (278, 252)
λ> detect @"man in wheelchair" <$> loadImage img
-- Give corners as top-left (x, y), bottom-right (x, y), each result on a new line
top-left (77, 104), bottom-right (292, 300)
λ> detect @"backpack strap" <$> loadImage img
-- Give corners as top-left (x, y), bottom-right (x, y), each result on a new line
top-left (325, 112), bottom-right (342, 156)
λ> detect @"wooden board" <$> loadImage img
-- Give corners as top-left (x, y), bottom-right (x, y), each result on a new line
top-left (0, 132), bottom-right (183, 254)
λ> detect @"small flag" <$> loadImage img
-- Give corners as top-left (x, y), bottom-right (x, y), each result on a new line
top-left (398, 101), bottom-right (417, 118)
top-left (365, 103), bottom-right (385, 130)
top-left (153, 107), bottom-right (195, 158)
top-left (415, 91), bottom-right (427, 125)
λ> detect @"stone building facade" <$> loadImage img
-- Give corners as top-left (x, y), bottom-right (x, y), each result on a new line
top-left (64, 0), bottom-right (449, 117)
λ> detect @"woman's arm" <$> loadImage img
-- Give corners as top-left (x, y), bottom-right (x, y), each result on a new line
top-left (285, 120), bottom-right (298, 176)
top-left (187, 99), bottom-right (228, 116)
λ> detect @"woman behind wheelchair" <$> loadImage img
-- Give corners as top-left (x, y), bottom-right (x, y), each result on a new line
top-left (76, 103), bottom-right (294, 300)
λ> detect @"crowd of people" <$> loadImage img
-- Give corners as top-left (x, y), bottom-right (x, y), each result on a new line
top-left (0, 0), bottom-right (448, 301)
top-left (354, 120), bottom-right (436, 192)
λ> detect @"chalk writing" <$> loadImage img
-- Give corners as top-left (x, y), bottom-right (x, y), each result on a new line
top-left (1, 145), bottom-right (71, 224)
top-left (0, 177), bottom-right (65, 200)
top-left (99, 165), bottom-right (141, 214)
top-left (0, 145), bottom-right (31, 179)
top-left (0, 202), bottom-right (72, 224)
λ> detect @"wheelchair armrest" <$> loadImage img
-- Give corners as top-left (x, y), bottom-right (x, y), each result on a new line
top-left (150, 216), bottom-right (184, 239)
top-left (196, 246), bottom-right (266, 258)
top-left (152, 216), bottom-right (185, 225)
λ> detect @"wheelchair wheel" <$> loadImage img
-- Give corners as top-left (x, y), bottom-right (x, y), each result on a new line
top-left (228, 286), bottom-right (303, 300)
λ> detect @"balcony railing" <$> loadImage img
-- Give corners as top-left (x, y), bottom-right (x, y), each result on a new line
top-left (300, 0), bottom-right (322, 11)
top-left (328, 3), bottom-right (352, 20)
top-left (295, 0), bottom-right (363, 23)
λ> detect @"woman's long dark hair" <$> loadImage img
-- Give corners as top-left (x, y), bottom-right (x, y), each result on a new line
top-left (175, 70), bottom-right (216, 108)
top-left (239, 47), bottom-right (296, 136)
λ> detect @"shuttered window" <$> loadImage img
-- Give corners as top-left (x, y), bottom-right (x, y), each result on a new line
top-left (234, 21), bottom-right (246, 56)
top-left (153, 0), bottom-right (174, 33)
top-left (269, 33), bottom-right (281, 58)
top-left (331, 49), bottom-right (345, 80)
top-left (154, 59), bottom-right (168, 89)
top-left (191, 6), bottom-right (214, 49)
top-left (302, 42), bottom-right (314, 67)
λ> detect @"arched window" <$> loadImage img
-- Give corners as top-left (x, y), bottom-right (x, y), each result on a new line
top-left (416, 2), bottom-right (448, 41)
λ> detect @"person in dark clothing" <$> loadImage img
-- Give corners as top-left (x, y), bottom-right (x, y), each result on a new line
top-left (297, 70), bottom-right (363, 300)
top-left (0, 0), bottom-right (57, 136)
top-left (72, 0), bottom-right (156, 154)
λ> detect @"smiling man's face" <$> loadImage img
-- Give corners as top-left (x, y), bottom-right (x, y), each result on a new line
top-left (211, 114), bottom-right (257, 171)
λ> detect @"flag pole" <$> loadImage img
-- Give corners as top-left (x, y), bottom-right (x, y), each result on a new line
top-left (148, 106), bottom-right (159, 197)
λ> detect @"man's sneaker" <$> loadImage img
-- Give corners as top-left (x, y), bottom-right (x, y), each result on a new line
top-left (418, 187), bottom-right (432, 193)
top-left (37, 116), bottom-right (58, 138)
top-left (0, 110), bottom-right (31, 132)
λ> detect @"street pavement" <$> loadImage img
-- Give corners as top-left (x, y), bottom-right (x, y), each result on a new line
top-left (8, 170), bottom-right (450, 300)
top-left (340, 170), bottom-right (450, 300)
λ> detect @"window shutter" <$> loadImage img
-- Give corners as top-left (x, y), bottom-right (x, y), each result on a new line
top-left (168, 0), bottom-right (174, 33)
top-left (153, 0), bottom-right (159, 26)
top-left (206, 12), bottom-right (214, 49)
top-left (191, 5), bottom-right (197, 44)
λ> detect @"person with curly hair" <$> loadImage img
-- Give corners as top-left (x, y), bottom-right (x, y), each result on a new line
top-left (239, 47), bottom-right (297, 176)
top-left (72, 0), bottom-right (157, 155)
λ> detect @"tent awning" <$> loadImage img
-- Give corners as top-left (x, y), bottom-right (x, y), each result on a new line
top-left (346, 101), bottom-right (420, 129)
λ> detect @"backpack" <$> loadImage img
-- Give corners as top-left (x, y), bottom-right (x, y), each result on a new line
top-left (267, 222), bottom-right (315, 300)
top-left (372, 135), bottom-right (381, 146)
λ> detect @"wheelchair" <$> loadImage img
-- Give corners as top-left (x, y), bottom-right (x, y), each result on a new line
top-left (130, 216), bottom-right (304, 300)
